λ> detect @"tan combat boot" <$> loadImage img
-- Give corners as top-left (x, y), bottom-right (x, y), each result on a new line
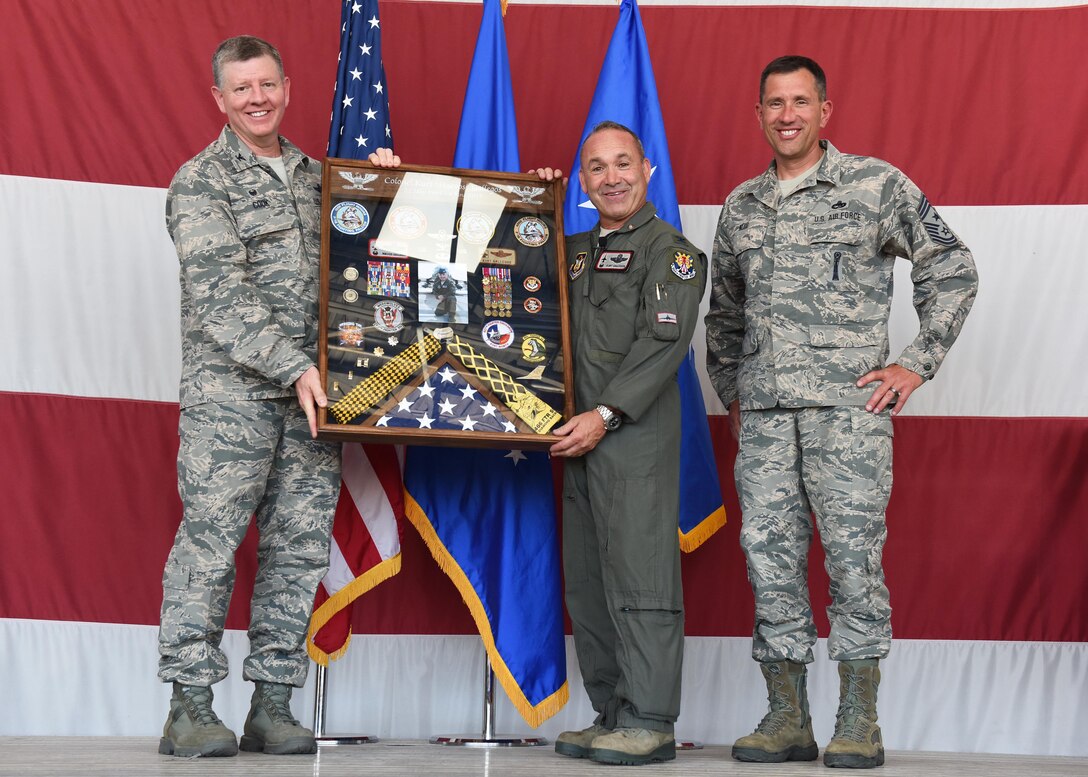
top-left (823, 659), bottom-right (885, 768)
top-left (240, 682), bottom-right (317, 755)
top-left (589, 727), bottom-right (676, 765)
top-left (554, 723), bottom-right (611, 758)
top-left (158, 682), bottom-right (238, 757)
top-left (732, 660), bottom-right (819, 762)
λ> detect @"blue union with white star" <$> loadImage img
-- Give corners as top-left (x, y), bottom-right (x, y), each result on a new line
top-left (375, 367), bottom-right (518, 434)
top-left (329, 0), bottom-right (393, 157)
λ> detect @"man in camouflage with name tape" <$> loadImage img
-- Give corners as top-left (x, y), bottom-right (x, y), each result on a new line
top-left (156, 35), bottom-right (340, 758)
top-left (534, 122), bottom-right (707, 766)
top-left (705, 56), bottom-right (977, 768)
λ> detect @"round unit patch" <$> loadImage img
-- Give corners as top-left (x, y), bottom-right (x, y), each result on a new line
top-left (521, 334), bottom-right (546, 363)
top-left (373, 300), bottom-right (405, 333)
top-left (457, 211), bottom-right (496, 245)
top-left (482, 320), bottom-right (515, 349)
top-left (387, 205), bottom-right (427, 239)
top-left (514, 216), bottom-right (549, 247)
top-left (523, 297), bottom-right (542, 314)
top-left (523, 275), bottom-right (542, 292)
top-left (331, 201), bottom-right (370, 235)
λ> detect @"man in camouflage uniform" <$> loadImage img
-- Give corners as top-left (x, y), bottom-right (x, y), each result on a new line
top-left (705, 56), bottom-right (977, 769)
top-left (157, 36), bottom-right (340, 758)
top-left (537, 123), bottom-right (706, 766)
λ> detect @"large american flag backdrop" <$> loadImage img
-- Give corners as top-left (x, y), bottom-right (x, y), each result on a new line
top-left (0, 0), bottom-right (1084, 754)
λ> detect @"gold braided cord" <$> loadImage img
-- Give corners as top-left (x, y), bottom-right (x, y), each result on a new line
top-left (329, 334), bottom-right (442, 424)
top-left (446, 336), bottom-right (561, 434)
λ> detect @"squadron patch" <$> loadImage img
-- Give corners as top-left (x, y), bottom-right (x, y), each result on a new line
top-left (521, 333), bottom-right (546, 363)
top-left (523, 275), bottom-right (542, 292)
top-left (482, 319), bottom-right (515, 349)
top-left (523, 297), bottom-right (542, 314)
top-left (514, 216), bottom-right (549, 247)
top-left (457, 211), bottom-right (496, 245)
top-left (670, 251), bottom-right (696, 280)
top-left (569, 252), bottom-right (587, 281)
top-left (596, 250), bottom-right (633, 272)
top-left (656, 312), bottom-right (678, 325)
top-left (387, 205), bottom-right (427, 239)
top-left (331, 201), bottom-right (370, 235)
top-left (918, 195), bottom-right (959, 246)
top-left (373, 300), bottom-right (405, 333)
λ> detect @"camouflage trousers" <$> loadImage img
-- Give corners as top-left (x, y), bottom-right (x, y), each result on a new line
top-left (736, 406), bottom-right (892, 663)
top-left (158, 398), bottom-right (341, 687)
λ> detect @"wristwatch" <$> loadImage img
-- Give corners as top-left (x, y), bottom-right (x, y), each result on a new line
top-left (595, 404), bottom-right (622, 431)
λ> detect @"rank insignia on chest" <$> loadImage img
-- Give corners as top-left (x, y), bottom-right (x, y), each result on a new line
top-left (569, 251), bottom-right (587, 280)
top-left (670, 251), bottom-right (696, 280)
top-left (595, 250), bottom-right (633, 272)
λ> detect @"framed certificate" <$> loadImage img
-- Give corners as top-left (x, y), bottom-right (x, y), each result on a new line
top-left (317, 160), bottom-right (573, 450)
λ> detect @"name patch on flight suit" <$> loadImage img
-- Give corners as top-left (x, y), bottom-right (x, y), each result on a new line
top-left (595, 250), bottom-right (633, 272)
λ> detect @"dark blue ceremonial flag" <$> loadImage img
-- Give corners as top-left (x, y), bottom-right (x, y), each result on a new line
top-left (563, 0), bottom-right (725, 549)
top-left (328, 0), bottom-right (394, 157)
top-left (402, 0), bottom-right (568, 727)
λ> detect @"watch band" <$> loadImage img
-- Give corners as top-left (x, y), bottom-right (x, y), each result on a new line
top-left (595, 404), bottom-right (622, 431)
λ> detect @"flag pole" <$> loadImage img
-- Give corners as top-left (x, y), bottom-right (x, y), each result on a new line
top-left (311, 662), bottom-right (378, 746)
top-left (429, 651), bottom-right (547, 747)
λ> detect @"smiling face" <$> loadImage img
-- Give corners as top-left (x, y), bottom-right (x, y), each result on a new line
top-left (578, 127), bottom-right (652, 230)
top-left (211, 55), bottom-right (290, 157)
top-left (757, 68), bottom-right (832, 177)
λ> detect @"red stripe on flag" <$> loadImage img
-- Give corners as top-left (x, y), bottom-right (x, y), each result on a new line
top-left (2, 4), bottom-right (1085, 206)
top-left (308, 444), bottom-right (405, 664)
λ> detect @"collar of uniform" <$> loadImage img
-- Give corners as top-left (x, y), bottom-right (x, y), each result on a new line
top-left (593, 201), bottom-right (658, 242)
top-left (215, 125), bottom-right (309, 174)
top-left (752, 140), bottom-right (843, 208)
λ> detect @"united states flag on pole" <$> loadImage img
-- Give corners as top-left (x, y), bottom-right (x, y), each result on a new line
top-left (308, 0), bottom-right (404, 665)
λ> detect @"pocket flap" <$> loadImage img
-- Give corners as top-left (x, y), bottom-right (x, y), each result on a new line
top-left (809, 324), bottom-right (882, 348)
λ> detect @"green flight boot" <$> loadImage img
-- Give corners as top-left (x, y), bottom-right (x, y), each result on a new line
top-left (239, 681), bottom-right (317, 755)
top-left (158, 682), bottom-right (238, 757)
top-left (732, 660), bottom-right (819, 763)
top-left (823, 659), bottom-right (885, 769)
top-left (554, 723), bottom-right (611, 758)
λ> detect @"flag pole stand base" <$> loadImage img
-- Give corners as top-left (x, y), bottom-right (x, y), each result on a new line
top-left (677, 740), bottom-right (705, 750)
top-left (429, 651), bottom-right (548, 748)
top-left (311, 663), bottom-right (379, 746)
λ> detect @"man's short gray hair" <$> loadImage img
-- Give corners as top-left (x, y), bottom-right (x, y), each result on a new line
top-left (212, 36), bottom-right (284, 89)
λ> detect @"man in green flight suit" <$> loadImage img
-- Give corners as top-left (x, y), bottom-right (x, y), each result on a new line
top-left (370, 121), bottom-right (705, 765)
top-left (536, 121), bottom-right (707, 766)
